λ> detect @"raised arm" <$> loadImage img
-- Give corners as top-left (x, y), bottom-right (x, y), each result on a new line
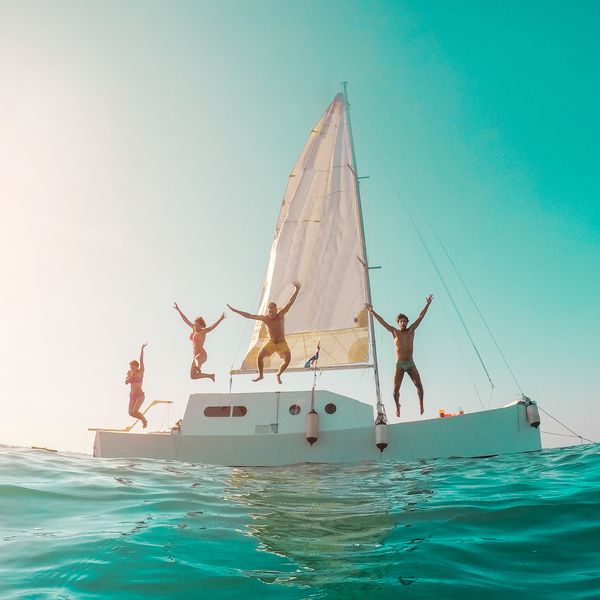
top-left (364, 303), bottom-right (395, 333)
top-left (280, 281), bottom-right (300, 314)
top-left (410, 294), bottom-right (433, 330)
top-left (203, 312), bottom-right (226, 333)
top-left (173, 302), bottom-right (194, 328)
top-left (139, 342), bottom-right (147, 372)
top-left (227, 304), bottom-right (264, 321)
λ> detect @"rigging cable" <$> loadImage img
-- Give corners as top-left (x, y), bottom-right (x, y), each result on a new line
top-left (538, 406), bottom-right (595, 445)
top-left (388, 182), bottom-right (495, 392)
top-left (348, 95), bottom-right (594, 445)
top-left (349, 102), bottom-right (495, 395)
top-left (426, 271), bottom-right (486, 409)
top-left (422, 211), bottom-right (523, 399)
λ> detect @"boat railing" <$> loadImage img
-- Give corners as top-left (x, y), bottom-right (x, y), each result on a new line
top-left (88, 400), bottom-right (174, 433)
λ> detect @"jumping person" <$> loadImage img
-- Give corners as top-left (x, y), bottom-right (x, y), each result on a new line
top-left (173, 303), bottom-right (226, 381)
top-left (125, 342), bottom-right (148, 428)
top-left (228, 281), bottom-right (300, 384)
top-left (365, 295), bottom-right (433, 418)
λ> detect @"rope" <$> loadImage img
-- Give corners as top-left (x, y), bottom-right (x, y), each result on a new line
top-left (540, 430), bottom-right (586, 443)
top-left (422, 213), bottom-right (523, 395)
top-left (367, 165), bottom-right (494, 391)
top-left (538, 406), bottom-right (595, 444)
top-left (402, 199), bottom-right (495, 390)
top-left (428, 271), bottom-right (485, 409)
top-left (349, 95), bottom-right (495, 396)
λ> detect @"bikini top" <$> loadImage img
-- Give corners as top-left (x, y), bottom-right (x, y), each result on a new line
top-left (129, 375), bottom-right (143, 384)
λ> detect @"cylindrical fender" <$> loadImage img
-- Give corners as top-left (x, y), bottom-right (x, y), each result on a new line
top-left (375, 422), bottom-right (388, 452)
top-left (306, 410), bottom-right (319, 445)
top-left (526, 402), bottom-right (541, 429)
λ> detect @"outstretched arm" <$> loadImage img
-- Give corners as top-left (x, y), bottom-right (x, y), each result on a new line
top-left (410, 294), bottom-right (433, 330)
top-left (203, 312), bottom-right (226, 333)
top-left (364, 303), bottom-right (395, 333)
top-left (173, 302), bottom-right (194, 328)
top-left (280, 281), bottom-right (301, 314)
top-left (139, 342), bottom-right (147, 372)
top-left (227, 304), bottom-right (264, 321)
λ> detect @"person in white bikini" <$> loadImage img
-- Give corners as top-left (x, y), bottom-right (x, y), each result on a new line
top-left (365, 295), bottom-right (433, 418)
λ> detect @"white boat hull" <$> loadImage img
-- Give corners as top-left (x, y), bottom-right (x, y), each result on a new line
top-left (93, 391), bottom-right (541, 466)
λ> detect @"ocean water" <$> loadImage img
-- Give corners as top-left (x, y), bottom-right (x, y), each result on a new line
top-left (0, 444), bottom-right (598, 600)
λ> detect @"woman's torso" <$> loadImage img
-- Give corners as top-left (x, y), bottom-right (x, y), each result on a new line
top-left (190, 330), bottom-right (206, 354)
top-left (128, 370), bottom-right (144, 395)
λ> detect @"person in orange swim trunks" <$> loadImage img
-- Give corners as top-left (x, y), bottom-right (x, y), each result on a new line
top-left (228, 282), bottom-right (300, 384)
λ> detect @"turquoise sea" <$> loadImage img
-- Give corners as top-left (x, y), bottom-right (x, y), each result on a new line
top-left (1, 443), bottom-right (598, 599)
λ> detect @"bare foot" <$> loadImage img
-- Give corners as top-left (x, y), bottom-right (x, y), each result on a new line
top-left (396, 404), bottom-right (400, 418)
top-left (142, 420), bottom-right (148, 429)
top-left (252, 375), bottom-right (264, 382)
top-left (210, 374), bottom-right (215, 382)
top-left (419, 401), bottom-right (424, 415)
top-left (276, 374), bottom-right (282, 384)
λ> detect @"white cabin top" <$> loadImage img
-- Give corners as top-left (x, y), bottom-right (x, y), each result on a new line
top-left (180, 390), bottom-right (372, 436)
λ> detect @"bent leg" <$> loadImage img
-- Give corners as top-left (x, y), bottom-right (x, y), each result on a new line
top-left (191, 352), bottom-right (214, 381)
top-left (407, 365), bottom-right (424, 415)
top-left (253, 348), bottom-right (268, 382)
top-left (393, 367), bottom-right (405, 418)
top-left (190, 360), bottom-right (201, 379)
top-left (129, 396), bottom-right (148, 428)
top-left (276, 351), bottom-right (291, 384)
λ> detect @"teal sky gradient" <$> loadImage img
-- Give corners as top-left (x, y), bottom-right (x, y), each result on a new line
top-left (0, 1), bottom-right (598, 452)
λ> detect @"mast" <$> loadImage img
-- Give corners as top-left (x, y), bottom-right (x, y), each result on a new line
top-left (341, 81), bottom-right (383, 410)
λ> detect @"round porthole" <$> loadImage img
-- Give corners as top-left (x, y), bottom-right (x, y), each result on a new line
top-left (289, 404), bottom-right (301, 415)
top-left (325, 403), bottom-right (337, 414)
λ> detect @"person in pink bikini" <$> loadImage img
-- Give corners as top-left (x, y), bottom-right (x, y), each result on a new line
top-left (365, 295), bottom-right (433, 418)
top-left (125, 342), bottom-right (148, 428)
top-left (173, 303), bottom-right (226, 381)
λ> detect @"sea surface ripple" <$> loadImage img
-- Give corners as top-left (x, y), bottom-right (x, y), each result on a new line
top-left (1, 443), bottom-right (599, 599)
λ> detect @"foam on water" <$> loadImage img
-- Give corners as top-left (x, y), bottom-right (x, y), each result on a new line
top-left (1, 444), bottom-right (599, 599)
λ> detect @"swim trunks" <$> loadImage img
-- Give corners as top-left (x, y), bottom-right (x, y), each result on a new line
top-left (396, 359), bottom-right (415, 371)
top-left (262, 340), bottom-right (290, 358)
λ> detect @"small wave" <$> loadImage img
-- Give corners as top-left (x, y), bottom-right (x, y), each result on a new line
top-left (0, 443), bottom-right (599, 599)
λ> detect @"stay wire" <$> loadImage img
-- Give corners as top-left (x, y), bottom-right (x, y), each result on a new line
top-left (349, 101), bottom-right (495, 394)
top-left (422, 212), bottom-right (523, 396)
top-left (538, 406), bottom-right (595, 444)
top-left (422, 256), bottom-right (485, 409)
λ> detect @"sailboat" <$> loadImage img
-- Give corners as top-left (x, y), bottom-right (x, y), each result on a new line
top-left (92, 86), bottom-right (542, 465)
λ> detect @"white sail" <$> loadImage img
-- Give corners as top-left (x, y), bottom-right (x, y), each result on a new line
top-left (237, 94), bottom-right (371, 373)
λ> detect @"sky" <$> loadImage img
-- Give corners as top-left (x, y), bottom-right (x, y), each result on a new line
top-left (0, 0), bottom-right (598, 453)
